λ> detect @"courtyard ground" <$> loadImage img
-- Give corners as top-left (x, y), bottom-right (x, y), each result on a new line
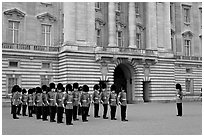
top-left (2, 102), bottom-right (202, 135)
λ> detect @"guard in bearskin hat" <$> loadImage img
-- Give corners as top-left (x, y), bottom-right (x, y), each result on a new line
top-left (27, 88), bottom-right (34, 117)
top-left (32, 88), bottom-right (36, 115)
top-left (42, 85), bottom-right (49, 121)
top-left (80, 85), bottom-right (90, 122)
top-left (48, 83), bottom-right (56, 122)
top-left (109, 84), bottom-right (117, 120)
top-left (92, 84), bottom-right (100, 118)
top-left (64, 84), bottom-right (74, 125)
top-left (118, 85), bottom-right (128, 121)
top-left (16, 87), bottom-right (22, 116)
top-left (11, 85), bottom-right (21, 119)
top-left (56, 83), bottom-right (64, 123)
top-left (34, 87), bottom-right (43, 119)
top-left (78, 86), bottom-right (83, 115)
top-left (21, 88), bottom-right (28, 116)
top-left (72, 82), bottom-right (80, 121)
top-left (100, 83), bottom-right (109, 119)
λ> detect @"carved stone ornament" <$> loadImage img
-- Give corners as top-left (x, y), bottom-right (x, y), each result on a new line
top-left (4, 8), bottom-right (25, 19)
top-left (36, 12), bottom-right (56, 22)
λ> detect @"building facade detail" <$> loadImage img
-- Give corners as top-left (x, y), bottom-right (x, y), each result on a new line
top-left (2, 2), bottom-right (202, 102)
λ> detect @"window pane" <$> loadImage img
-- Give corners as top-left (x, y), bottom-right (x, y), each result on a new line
top-left (14, 22), bottom-right (19, 29)
top-left (8, 21), bottom-right (13, 29)
top-left (14, 30), bottom-right (18, 43)
top-left (8, 29), bottom-right (13, 43)
top-left (9, 61), bottom-right (18, 67)
top-left (46, 33), bottom-right (50, 45)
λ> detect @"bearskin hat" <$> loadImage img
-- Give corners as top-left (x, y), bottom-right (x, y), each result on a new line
top-left (57, 83), bottom-right (64, 90)
top-left (101, 83), bottom-right (107, 89)
top-left (111, 84), bottom-right (116, 91)
top-left (66, 84), bottom-right (72, 92)
top-left (121, 84), bottom-right (125, 91)
top-left (36, 87), bottom-right (42, 94)
top-left (22, 88), bottom-right (27, 94)
top-left (28, 89), bottom-right (33, 94)
top-left (11, 85), bottom-right (20, 93)
top-left (93, 84), bottom-right (99, 90)
top-left (83, 85), bottom-right (89, 92)
top-left (49, 82), bottom-right (55, 89)
top-left (41, 85), bottom-right (47, 91)
top-left (73, 82), bottom-right (79, 89)
top-left (176, 83), bottom-right (182, 91)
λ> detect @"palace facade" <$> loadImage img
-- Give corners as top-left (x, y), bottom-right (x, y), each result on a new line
top-left (2, 2), bottom-right (202, 102)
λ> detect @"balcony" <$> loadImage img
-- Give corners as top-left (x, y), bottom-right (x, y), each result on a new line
top-left (2, 42), bottom-right (59, 52)
top-left (104, 46), bottom-right (158, 57)
top-left (174, 55), bottom-right (202, 61)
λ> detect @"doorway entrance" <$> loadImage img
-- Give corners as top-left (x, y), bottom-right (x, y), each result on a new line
top-left (114, 63), bottom-right (134, 103)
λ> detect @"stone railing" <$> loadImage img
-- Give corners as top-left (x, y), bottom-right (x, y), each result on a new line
top-left (2, 42), bottom-right (59, 52)
top-left (104, 46), bottom-right (158, 57)
top-left (174, 55), bottom-right (202, 61)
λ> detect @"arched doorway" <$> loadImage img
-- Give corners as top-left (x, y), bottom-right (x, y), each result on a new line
top-left (114, 63), bottom-right (134, 104)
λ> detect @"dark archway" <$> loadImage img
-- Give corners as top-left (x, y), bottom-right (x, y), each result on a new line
top-left (114, 63), bottom-right (133, 103)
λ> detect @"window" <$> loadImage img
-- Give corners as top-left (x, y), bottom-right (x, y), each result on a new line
top-left (8, 21), bottom-right (19, 43)
top-left (40, 75), bottom-right (50, 86)
top-left (135, 3), bottom-right (140, 14)
top-left (8, 77), bottom-right (18, 94)
top-left (42, 62), bottom-right (51, 69)
top-left (9, 61), bottom-right (18, 68)
top-left (183, 7), bottom-right (190, 23)
top-left (186, 68), bottom-right (192, 73)
top-left (95, 2), bottom-right (101, 9)
top-left (184, 39), bottom-right (191, 56)
top-left (136, 33), bottom-right (141, 49)
top-left (117, 31), bottom-right (123, 47)
top-left (115, 2), bottom-right (121, 12)
top-left (96, 29), bottom-right (101, 46)
top-left (185, 78), bottom-right (194, 94)
top-left (41, 24), bottom-right (51, 46)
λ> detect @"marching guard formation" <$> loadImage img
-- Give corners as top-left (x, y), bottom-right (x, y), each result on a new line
top-left (10, 82), bottom-right (128, 126)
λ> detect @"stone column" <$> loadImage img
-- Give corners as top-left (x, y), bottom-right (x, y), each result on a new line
top-left (164, 2), bottom-right (171, 51)
top-left (63, 2), bottom-right (76, 43)
top-left (128, 2), bottom-right (136, 48)
top-left (108, 2), bottom-right (116, 47)
top-left (76, 3), bottom-right (86, 42)
top-left (86, 2), bottom-right (96, 46)
top-left (145, 2), bottom-right (157, 50)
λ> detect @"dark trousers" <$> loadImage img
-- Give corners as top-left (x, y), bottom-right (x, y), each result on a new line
top-left (78, 105), bottom-right (82, 115)
top-left (22, 105), bottom-right (27, 116)
top-left (12, 105), bottom-right (18, 118)
top-left (177, 103), bottom-right (182, 116)
top-left (17, 104), bottom-right (21, 115)
top-left (33, 106), bottom-right (36, 115)
top-left (36, 106), bottom-right (42, 119)
top-left (94, 103), bottom-right (99, 117)
top-left (42, 106), bottom-right (49, 120)
top-left (65, 109), bottom-right (73, 125)
top-left (103, 104), bottom-right (108, 118)
top-left (57, 107), bottom-right (64, 123)
top-left (110, 105), bottom-right (117, 119)
top-left (121, 105), bottom-right (127, 120)
top-left (49, 106), bottom-right (56, 121)
top-left (81, 106), bottom-right (88, 121)
top-left (73, 106), bottom-right (78, 120)
top-left (11, 103), bottom-right (13, 114)
top-left (28, 106), bottom-right (33, 117)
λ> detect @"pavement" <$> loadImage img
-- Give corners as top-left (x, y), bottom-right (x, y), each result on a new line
top-left (2, 102), bottom-right (202, 135)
